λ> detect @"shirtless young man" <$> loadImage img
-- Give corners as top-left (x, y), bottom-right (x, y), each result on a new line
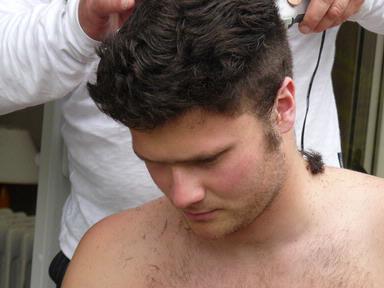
top-left (62, 0), bottom-right (384, 287)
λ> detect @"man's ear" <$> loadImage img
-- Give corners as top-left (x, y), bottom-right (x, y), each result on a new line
top-left (273, 77), bottom-right (295, 134)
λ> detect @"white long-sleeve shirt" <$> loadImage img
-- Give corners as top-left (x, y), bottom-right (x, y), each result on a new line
top-left (0, 0), bottom-right (383, 259)
top-left (0, 0), bottom-right (98, 114)
top-left (0, 0), bottom-right (162, 259)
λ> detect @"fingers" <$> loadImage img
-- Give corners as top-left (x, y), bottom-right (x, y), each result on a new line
top-left (300, 0), bottom-right (334, 33)
top-left (335, 0), bottom-right (364, 26)
top-left (117, 9), bottom-right (135, 26)
top-left (91, 0), bottom-right (135, 17)
top-left (314, 0), bottom-right (349, 32)
top-left (299, 0), bottom-right (364, 34)
top-left (78, 0), bottom-right (136, 41)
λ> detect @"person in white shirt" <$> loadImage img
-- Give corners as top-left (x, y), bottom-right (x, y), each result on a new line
top-left (0, 0), bottom-right (382, 286)
top-left (1, 1), bottom-right (161, 287)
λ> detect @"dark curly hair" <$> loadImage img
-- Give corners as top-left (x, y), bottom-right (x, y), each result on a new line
top-left (88, 0), bottom-right (292, 130)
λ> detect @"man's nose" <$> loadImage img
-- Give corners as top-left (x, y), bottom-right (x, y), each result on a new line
top-left (169, 166), bottom-right (205, 209)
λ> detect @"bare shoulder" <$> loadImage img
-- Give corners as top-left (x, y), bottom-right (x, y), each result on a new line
top-left (325, 167), bottom-right (384, 198)
top-left (62, 197), bottom-right (180, 288)
top-left (323, 168), bottom-right (384, 218)
top-left (323, 168), bottom-right (384, 259)
top-left (317, 168), bottom-right (384, 236)
top-left (336, 167), bottom-right (384, 220)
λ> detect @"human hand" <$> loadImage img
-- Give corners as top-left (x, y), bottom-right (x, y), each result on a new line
top-left (78, 0), bottom-right (136, 41)
top-left (299, 0), bottom-right (364, 34)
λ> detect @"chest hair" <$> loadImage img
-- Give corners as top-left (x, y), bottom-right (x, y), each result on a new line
top-left (143, 233), bottom-right (376, 288)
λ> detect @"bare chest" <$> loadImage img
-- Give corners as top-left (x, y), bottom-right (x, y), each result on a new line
top-left (136, 239), bottom-right (379, 288)
top-left (151, 258), bottom-right (375, 288)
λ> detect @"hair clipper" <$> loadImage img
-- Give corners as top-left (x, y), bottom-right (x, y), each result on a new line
top-left (276, 0), bottom-right (309, 28)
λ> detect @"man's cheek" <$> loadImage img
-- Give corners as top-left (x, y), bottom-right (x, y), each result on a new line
top-left (147, 165), bottom-right (170, 193)
top-left (212, 157), bottom-right (254, 193)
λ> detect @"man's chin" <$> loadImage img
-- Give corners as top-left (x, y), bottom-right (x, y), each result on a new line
top-left (185, 221), bottom-right (235, 240)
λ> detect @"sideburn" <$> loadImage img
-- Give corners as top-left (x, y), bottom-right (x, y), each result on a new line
top-left (262, 120), bottom-right (282, 153)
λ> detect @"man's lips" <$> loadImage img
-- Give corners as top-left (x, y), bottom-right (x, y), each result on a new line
top-left (183, 209), bottom-right (218, 221)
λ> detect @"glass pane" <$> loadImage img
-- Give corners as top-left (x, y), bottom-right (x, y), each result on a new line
top-left (333, 23), bottom-right (381, 174)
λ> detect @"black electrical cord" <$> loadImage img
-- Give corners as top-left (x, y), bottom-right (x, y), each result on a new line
top-left (300, 30), bottom-right (327, 151)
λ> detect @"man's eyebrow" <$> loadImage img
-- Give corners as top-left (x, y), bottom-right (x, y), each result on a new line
top-left (134, 145), bottom-right (233, 165)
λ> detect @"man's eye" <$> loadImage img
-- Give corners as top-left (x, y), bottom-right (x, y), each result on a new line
top-left (198, 156), bottom-right (219, 166)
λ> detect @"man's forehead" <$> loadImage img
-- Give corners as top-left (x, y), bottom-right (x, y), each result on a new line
top-left (130, 110), bottom-right (264, 163)
top-left (131, 109), bottom-right (259, 140)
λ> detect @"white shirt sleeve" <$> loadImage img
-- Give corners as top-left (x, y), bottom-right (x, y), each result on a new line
top-left (0, 0), bottom-right (100, 115)
top-left (349, 0), bottom-right (384, 34)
